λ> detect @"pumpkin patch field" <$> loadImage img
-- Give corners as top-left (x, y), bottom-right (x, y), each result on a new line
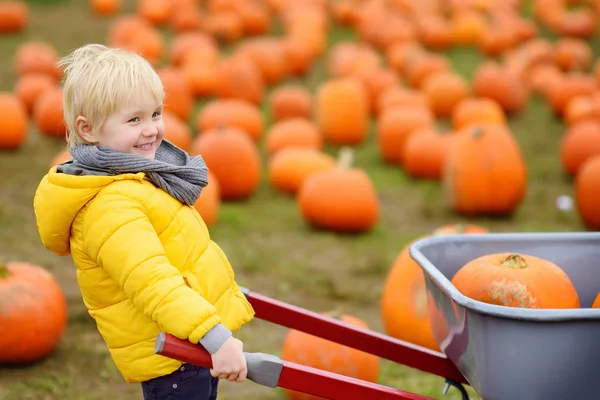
top-left (2, 0), bottom-right (600, 399)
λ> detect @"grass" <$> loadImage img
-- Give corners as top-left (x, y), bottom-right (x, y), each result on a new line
top-left (0, 1), bottom-right (597, 399)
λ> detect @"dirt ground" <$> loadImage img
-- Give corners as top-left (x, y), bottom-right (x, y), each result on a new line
top-left (0, 1), bottom-right (595, 399)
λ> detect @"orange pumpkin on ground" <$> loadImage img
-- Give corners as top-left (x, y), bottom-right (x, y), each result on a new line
top-left (162, 111), bottom-right (192, 152)
top-left (91, 0), bottom-right (121, 15)
top-left (314, 78), bottom-right (369, 145)
top-left (560, 120), bottom-right (600, 176)
top-left (196, 99), bottom-right (264, 142)
top-left (381, 224), bottom-right (488, 351)
top-left (281, 313), bottom-right (380, 400)
top-left (297, 147), bottom-right (379, 233)
top-left (377, 105), bottom-right (435, 165)
top-left (0, 1), bottom-right (29, 33)
top-left (443, 124), bottom-right (527, 216)
top-left (268, 148), bottom-right (335, 195)
top-left (191, 127), bottom-right (261, 201)
top-left (14, 73), bottom-right (55, 114)
top-left (0, 92), bottom-right (28, 150)
top-left (194, 170), bottom-right (221, 228)
top-left (14, 41), bottom-right (60, 80)
top-left (265, 118), bottom-right (322, 156)
top-left (268, 85), bottom-right (312, 122)
top-left (452, 97), bottom-right (507, 130)
top-left (575, 155), bottom-right (600, 230)
top-left (157, 67), bottom-right (193, 121)
top-left (422, 71), bottom-right (470, 118)
top-left (33, 86), bottom-right (66, 138)
top-left (0, 262), bottom-right (68, 364)
top-left (402, 128), bottom-right (454, 180)
top-left (451, 253), bottom-right (580, 309)
top-left (472, 62), bottom-right (528, 114)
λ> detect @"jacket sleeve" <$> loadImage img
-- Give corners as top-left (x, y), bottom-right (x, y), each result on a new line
top-left (82, 191), bottom-right (226, 346)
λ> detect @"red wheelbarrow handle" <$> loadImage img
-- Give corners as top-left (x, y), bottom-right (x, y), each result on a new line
top-left (155, 332), bottom-right (435, 400)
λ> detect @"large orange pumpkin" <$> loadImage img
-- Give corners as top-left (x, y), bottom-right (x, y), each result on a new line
top-left (443, 124), bottom-right (527, 216)
top-left (297, 148), bottom-right (379, 233)
top-left (381, 224), bottom-right (488, 351)
top-left (194, 170), bottom-right (221, 228)
top-left (0, 1), bottom-right (29, 33)
top-left (0, 92), bottom-right (28, 150)
top-left (281, 313), bottom-right (380, 400)
top-left (0, 262), bottom-right (68, 364)
top-left (451, 253), bottom-right (580, 309)
top-left (191, 127), bottom-right (262, 200)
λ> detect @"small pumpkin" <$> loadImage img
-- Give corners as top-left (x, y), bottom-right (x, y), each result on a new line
top-left (269, 85), bottom-right (312, 122)
top-left (472, 61), bottom-right (528, 114)
top-left (281, 312), bottom-right (380, 400)
top-left (0, 92), bottom-right (28, 150)
top-left (14, 73), bottom-right (55, 115)
top-left (314, 77), bottom-right (369, 145)
top-left (157, 67), bottom-right (194, 121)
top-left (196, 99), bottom-right (263, 142)
top-left (452, 97), bottom-right (506, 130)
top-left (0, 262), bottom-right (68, 364)
top-left (194, 170), bottom-right (221, 228)
top-left (560, 120), bottom-right (600, 176)
top-left (422, 71), bottom-right (470, 118)
top-left (443, 124), bottom-right (527, 216)
top-left (451, 253), bottom-right (580, 309)
top-left (14, 41), bottom-right (60, 81)
top-left (191, 126), bottom-right (261, 200)
top-left (0, 1), bottom-right (29, 33)
top-left (265, 118), bottom-right (322, 156)
top-left (91, 0), bottom-right (121, 16)
top-left (213, 54), bottom-right (265, 105)
top-left (402, 127), bottom-right (454, 180)
top-left (162, 111), bottom-right (192, 152)
top-left (376, 105), bottom-right (435, 165)
top-left (268, 147), bottom-right (335, 195)
top-left (33, 86), bottom-right (66, 138)
top-left (297, 147), bottom-right (379, 233)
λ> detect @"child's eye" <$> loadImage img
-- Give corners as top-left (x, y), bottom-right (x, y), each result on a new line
top-left (152, 111), bottom-right (161, 118)
top-left (128, 117), bottom-right (140, 123)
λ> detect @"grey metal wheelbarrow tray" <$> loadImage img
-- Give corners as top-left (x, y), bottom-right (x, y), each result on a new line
top-left (410, 231), bottom-right (600, 400)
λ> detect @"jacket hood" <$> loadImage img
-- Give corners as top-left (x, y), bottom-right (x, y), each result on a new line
top-left (34, 164), bottom-right (146, 256)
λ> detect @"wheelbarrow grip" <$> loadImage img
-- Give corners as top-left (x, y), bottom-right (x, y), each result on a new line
top-left (154, 332), bottom-right (283, 388)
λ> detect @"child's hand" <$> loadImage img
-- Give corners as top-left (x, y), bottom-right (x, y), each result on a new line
top-left (210, 336), bottom-right (247, 382)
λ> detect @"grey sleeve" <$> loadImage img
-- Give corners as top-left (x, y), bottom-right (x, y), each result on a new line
top-left (198, 323), bottom-right (232, 354)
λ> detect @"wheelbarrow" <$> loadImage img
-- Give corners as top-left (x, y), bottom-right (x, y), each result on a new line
top-left (155, 232), bottom-right (600, 399)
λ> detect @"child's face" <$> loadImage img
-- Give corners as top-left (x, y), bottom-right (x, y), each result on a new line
top-left (96, 91), bottom-right (165, 160)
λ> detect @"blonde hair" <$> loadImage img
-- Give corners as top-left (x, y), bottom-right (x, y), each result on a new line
top-left (57, 44), bottom-right (165, 149)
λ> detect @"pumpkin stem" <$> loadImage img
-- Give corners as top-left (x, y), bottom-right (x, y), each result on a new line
top-left (337, 147), bottom-right (354, 169)
top-left (501, 254), bottom-right (528, 269)
top-left (0, 262), bottom-right (9, 279)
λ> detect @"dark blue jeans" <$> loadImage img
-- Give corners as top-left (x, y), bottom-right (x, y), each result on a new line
top-left (141, 364), bottom-right (219, 400)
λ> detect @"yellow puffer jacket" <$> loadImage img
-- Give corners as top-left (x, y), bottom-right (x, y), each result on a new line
top-left (33, 167), bottom-right (255, 383)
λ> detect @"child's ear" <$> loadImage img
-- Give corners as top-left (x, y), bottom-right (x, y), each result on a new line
top-left (75, 116), bottom-right (97, 143)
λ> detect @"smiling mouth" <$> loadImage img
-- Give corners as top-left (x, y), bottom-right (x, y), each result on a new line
top-left (135, 142), bottom-right (154, 150)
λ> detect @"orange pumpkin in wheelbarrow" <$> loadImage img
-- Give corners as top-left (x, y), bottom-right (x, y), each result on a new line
top-left (451, 253), bottom-right (580, 309)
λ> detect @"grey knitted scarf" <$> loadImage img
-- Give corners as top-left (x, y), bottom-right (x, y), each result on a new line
top-left (69, 140), bottom-right (209, 206)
